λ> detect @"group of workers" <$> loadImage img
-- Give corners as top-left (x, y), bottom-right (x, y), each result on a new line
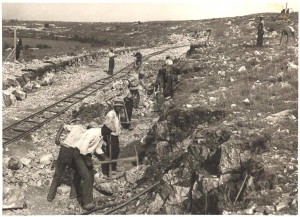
top-left (256, 16), bottom-right (296, 47)
top-left (47, 49), bottom-right (177, 210)
top-left (46, 14), bottom-right (297, 211)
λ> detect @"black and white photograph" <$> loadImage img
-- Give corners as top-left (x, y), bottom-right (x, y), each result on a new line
top-left (1, 0), bottom-right (298, 215)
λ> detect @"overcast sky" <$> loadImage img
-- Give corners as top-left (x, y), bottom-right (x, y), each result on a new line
top-left (2, 0), bottom-right (299, 22)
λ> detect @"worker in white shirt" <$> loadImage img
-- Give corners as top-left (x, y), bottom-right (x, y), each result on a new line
top-left (165, 55), bottom-right (174, 66)
top-left (47, 118), bottom-right (86, 202)
top-left (280, 25), bottom-right (296, 45)
top-left (101, 100), bottom-right (122, 176)
top-left (108, 48), bottom-right (117, 75)
top-left (73, 121), bottom-right (106, 211)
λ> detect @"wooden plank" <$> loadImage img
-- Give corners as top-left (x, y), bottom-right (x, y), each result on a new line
top-left (62, 99), bottom-right (75, 103)
top-left (2, 136), bottom-right (12, 140)
top-left (47, 109), bottom-right (60, 114)
top-left (24, 120), bottom-right (39, 124)
top-left (12, 128), bottom-right (27, 133)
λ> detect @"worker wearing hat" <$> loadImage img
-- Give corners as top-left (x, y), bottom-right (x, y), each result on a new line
top-left (108, 47), bottom-right (117, 75)
top-left (101, 99), bottom-right (122, 176)
top-left (133, 50), bottom-right (143, 71)
top-left (73, 121), bottom-right (106, 211)
top-left (47, 117), bottom-right (86, 203)
top-left (257, 16), bottom-right (265, 47)
top-left (128, 74), bottom-right (140, 109)
top-left (122, 74), bottom-right (140, 130)
top-left (165, 55), bottom-right (174, 66)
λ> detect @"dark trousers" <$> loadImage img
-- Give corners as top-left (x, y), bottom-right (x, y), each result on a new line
top-left (47, 146), bottom-right (79, 200)
top-left (163, 73), bottom-right (174, 98)
top-left (16, 47), bottom-right (21, 60)
top-left (130, 89), bottom-right (140, 109)
top-left (108, 58), bottom-right (115, 74)
top-left (257, 34), bottom-right (264, 47)
top-left (101, 125), bottom-right (120, 175)
top-left (73, 149), bottom-right (94, 206)
top-left (124, 97), bottom-right (134, 122)
top-left (134, 61), bottom-right (142, 71)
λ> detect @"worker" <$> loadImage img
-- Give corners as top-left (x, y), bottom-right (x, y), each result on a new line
top-left (165, 55), bottom-right (173, 66)
top-left (280, 26), bottom-right (296, 45)
top-left (73, 121), bottom-right (106, 211)
top-left (256, 16), bottom-right (265, 47)
top-left (128, 74), bottom-right (140, 109)
top-left (108, 48), bottom-right (117, 75)
top-left (16, 38), bottom-right (22, 60)
top-left (123, 74), bottom-right (140, 130)
top-left (162, 56), bottom-right (174, 99)
top-left (101, 100), bottom-right (122, 176)
top-left (133, 50), bottom-right (143, 72)
top-left (47, 118), bottom-right (86, 202)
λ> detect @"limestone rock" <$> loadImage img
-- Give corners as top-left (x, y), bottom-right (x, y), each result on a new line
top-left (265, 205), bottom-right (275, 214)
top-left (147, 193), bottom-right (164, 214)
top-left (276, 201), bottom-right (289, 212)
top-left (202, 176), bottom-right (219, 193)
top-left (238, 66), bottom-right (246, 72)
top-left (32, 81), bottom-right (41, 89)
top-left (154, 120), bottom-right (170, 141)
top-left (287, 62), bottom-right (298, 71)
top-left (3, 90), bottom-right (17, 107)
top-left (23, 82), bottom-right (33, 93)
top-left (165, 185), bottom-right (190, 214)
top-left (254, 50), bottom-right (261, 56)
top-left (12, 89), bottom-right (27, 100)
top-left (95, 181), bottom-right (118, 195)
top-left (19, 158), bottom-right (32, 167)
top-left (57, 185), bottom-right (70, 195)
top-left (8, 158), bottom-right (22, 170)
top-left (219, 140), bottom-right (244, 174)
top-left (40, 154), bottom-right (54, 165)
top-left (125, 165), bottom-right (149, 184)
top-left (244, 203), bottom-right (257, 214)
top-left (265, 110), bottom-right (295, 124)
top-left (156, 141), bottom-right (171, 158)
top-left (2, 185), bottom-right (26, 209)
top-left (40, 73), bottom-right (54, 86)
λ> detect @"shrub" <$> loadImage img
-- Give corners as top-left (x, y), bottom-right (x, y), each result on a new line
top-left (36, 43), bottom-right (52, 49)
top-left (24, 45), bottom-right (31, 50)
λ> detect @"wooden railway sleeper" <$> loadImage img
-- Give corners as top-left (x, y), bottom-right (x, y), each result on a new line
top-left (11, 127), bottom-right (28, 133)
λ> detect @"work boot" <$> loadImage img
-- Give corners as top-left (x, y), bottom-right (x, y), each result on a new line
top-left (47, 195), bottom-right (55, 202)
top-left (128, 125), bottom-right (134, 131)
top-left (83, 202), bottom-right (95, 211)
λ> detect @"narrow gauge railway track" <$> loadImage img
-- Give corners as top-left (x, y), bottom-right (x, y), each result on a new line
top-left (2, 45), bottom-right (188, 146)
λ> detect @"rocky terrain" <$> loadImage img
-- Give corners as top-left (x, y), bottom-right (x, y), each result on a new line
top-left (2, 12), bottom-right (298, 215)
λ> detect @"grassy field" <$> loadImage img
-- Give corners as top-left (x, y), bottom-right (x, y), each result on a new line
top-left (2, 12), bottom-right (297, 62)
top-left (2, 37), bottom-right (97, 61)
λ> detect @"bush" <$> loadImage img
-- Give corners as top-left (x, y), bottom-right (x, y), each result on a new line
top-left (24, 45), bottom-right (31, 50)
top-left (36, 43), bottom-right (51, 49)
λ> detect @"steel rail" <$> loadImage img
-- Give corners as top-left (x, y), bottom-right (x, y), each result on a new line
top-left (2, 44), bottom-right (188, 146)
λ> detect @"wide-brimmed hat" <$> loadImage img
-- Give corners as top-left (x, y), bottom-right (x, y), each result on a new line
top-left (87, 121), bottom-right (98, 129)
